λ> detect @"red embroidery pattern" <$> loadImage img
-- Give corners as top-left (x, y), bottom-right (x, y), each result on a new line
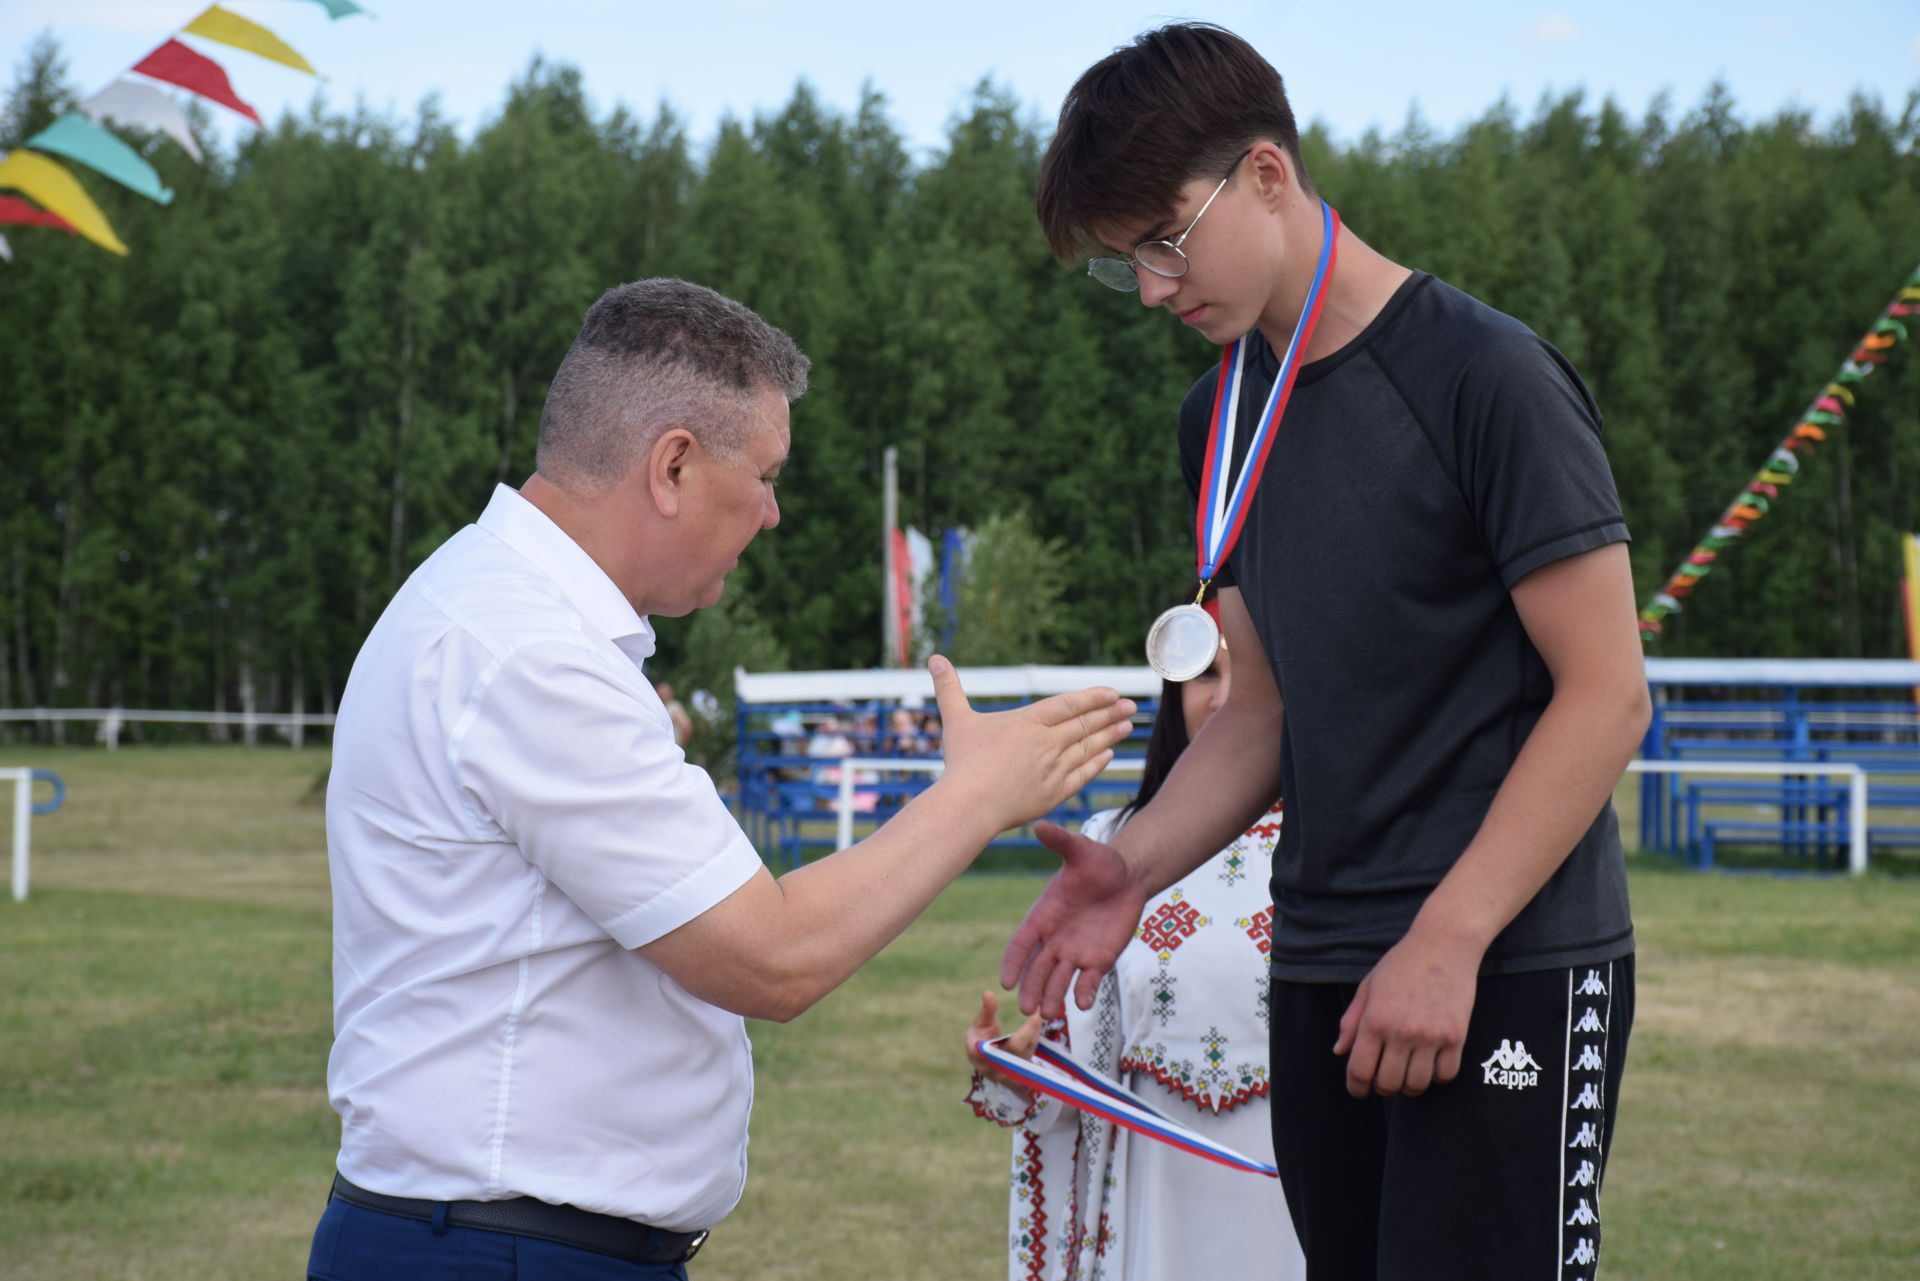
top-left (1241, 907), bottom-right (1274, 955)
top-left (1118, 1048), bottom-right (1271, 1113)
top-left (1247, 800), bottom-right (1285, 843)
top-left (1015, 1130), bottom-right (1048, 1281)
top-left (1138, 899), bottom-right (1205, 952)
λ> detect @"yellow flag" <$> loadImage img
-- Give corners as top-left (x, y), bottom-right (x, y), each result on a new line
top-left (0, 151), bottom-right (127, 255)
top-left (183, 5), bottom-right (319, 76)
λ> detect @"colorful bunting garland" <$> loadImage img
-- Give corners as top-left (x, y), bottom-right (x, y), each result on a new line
top-left (1638, 264), bottom-right (1920, 642)
top-left (0, 3), bottom-right (361, 261)
top-left (131, 39), bottom-right (265, 125)
top-left (0, 194), bottom-right (78, 234)
top-left (80, 80), bottom-right (206, 163)
top-left (24, 114), bottom-right (174, 204)
top-left (182, 6), bottom-right (320, 78)
top-left (0, 150), bottom-right (128, 254)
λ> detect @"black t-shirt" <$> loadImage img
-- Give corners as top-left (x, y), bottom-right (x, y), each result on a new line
top-left (1178, 271), bottom-right (1634, 981)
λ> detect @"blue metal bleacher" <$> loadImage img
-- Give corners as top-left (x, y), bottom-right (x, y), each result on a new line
top-left (1637, 659), bottom-right (1920, 872)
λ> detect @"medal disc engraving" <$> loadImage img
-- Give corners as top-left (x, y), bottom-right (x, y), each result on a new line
top-left (1144, 603), bottom-right (1220, 681)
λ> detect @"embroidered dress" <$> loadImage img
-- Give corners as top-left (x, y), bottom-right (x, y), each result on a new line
top-left (967, 806), bottom-right (1304, 1281)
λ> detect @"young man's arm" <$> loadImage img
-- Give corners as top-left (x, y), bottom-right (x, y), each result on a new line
top-left (999, 585), bottom-right (1287, 1015)
top-left (1333, 541), bottom-right (1649, 1098)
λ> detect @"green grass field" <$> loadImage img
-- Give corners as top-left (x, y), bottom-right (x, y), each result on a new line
top-left (2, 746), bottom-right (1917, 1279)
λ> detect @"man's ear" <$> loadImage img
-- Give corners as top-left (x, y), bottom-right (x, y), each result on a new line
top-left (648, 429), bottom-right (697, 518)
top-left (1247, 140), bottom-right (1294, 208)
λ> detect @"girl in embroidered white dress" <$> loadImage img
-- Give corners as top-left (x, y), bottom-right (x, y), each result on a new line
top-left (963, 636), bottom-right (1305, 1281)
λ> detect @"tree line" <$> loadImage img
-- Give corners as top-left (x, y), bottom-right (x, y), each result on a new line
top-left (3, 36), bottom-right (1918, 736)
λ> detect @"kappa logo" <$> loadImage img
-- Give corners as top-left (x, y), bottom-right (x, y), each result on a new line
top-left (1573, 1006), bottom-right (1606, 1034)
top-left (1577, 969), bottom-right (1608, 996)
top-left (1480, 1038), bottom-right (1543, 1089)
top-left (1568, 1159), bottom-right (1597, 1188)
top-left (1566, 1238), bottom-right (1597, 1266)
top-left (1569, 1121), bottom-right (1600, 1149)
top-left (1572, 1082), bottom-right (1603, 1110)
top-left (1573, 1044), bottom-right (1604, 1072)
top-left (1566, 1197), bottom-right (1599, 1226)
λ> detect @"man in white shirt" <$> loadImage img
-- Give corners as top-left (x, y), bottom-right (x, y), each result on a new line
top-left (308, 279), bottom-right (1135, 1281)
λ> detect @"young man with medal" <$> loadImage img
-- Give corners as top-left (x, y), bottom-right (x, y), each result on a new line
top-left (1000, 24), bottom-right (1649, 1281)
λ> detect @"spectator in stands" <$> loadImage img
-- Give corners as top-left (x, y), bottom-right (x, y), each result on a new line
top-left (964, 628), bottom-right (1303, 1281)
top-left (889, 706), bottom-right (931, 755)
top-left (313, 278), bottom-right (1136, 1281)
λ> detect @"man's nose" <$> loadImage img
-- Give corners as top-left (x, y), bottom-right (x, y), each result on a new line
top-left (1138, 267), bottom-right (1180, 308)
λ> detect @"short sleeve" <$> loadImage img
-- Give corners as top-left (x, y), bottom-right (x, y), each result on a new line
top-left (1451, 336), bottom-right (1628, 586)
top-left (454, 640), bottom-right (761, 948)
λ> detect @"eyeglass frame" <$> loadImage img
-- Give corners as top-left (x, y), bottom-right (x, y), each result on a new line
top-left (1085, 149), bottom-right (1254, 293)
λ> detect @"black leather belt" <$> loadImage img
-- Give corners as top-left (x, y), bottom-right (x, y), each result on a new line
top-left (329, 1174), bottom-right (709, 1264)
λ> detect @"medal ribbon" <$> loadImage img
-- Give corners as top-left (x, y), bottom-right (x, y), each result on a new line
top-left (1193, 200), bottom-right (1341, 587)
top-left (977, 1034), bottom-right (1279, 1178)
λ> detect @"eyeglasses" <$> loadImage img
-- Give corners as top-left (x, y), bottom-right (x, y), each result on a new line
top-left (1086, 150), bottom-right (1251, 293)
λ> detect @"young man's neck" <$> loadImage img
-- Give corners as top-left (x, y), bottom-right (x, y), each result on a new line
top-left (1255, 213), bottom-right (1412, 363)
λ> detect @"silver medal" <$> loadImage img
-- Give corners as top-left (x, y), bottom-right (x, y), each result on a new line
top-left (1144, 603), bottom-right (1220, 681)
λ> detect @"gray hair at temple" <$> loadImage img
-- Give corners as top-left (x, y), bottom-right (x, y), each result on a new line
top-left (537, 278), bottom-right (810, 491)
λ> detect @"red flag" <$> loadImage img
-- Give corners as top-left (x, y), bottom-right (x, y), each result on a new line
top-left (131, 39), bottom-right (261, 125)
top-left (0, 195), bottom-right (77, 233)
top-left (889, 527), bottom-right (913, 668)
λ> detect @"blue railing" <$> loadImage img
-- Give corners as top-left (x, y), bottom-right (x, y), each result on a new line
top-left (1638, 688), bottom-right (1920, 869)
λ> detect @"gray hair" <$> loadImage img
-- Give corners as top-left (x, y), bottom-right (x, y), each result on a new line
top-left (537, 279), bottom-right (809, 491)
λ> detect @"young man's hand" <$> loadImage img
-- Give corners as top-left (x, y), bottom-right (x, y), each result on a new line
top-left (1332, 923), bottom-right (1482, 1098)
top-left (1000, 821), bottom-right (1146, 1017)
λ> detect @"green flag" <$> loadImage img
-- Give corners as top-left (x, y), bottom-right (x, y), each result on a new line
top-left (24, 114), bottom-right (173, 205)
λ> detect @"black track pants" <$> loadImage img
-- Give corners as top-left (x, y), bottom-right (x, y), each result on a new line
top-left (1269, 956), bottom-right (1634, 1281)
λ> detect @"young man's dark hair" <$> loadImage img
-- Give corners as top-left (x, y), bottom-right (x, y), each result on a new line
top-left (1034, 23), bottom-right (1317, 261)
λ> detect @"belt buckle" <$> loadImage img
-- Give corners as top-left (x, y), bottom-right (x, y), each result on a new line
top-left (679, 1229), bottom-right (710, 1262)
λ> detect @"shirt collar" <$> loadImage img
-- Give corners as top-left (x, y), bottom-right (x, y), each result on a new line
top-left (474, 484), bottom-right (657, 661)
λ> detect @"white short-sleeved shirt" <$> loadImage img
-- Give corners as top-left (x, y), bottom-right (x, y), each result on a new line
top-left (325, 484), bottom-right (764, 1231)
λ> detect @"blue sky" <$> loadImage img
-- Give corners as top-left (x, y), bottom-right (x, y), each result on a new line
top-left (8, 0), bottom-right (1920, 157)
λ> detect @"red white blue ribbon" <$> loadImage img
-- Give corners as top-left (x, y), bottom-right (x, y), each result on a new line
top-left (1194, 200), bottom-right (1341, 585)
top-left (977, 1034), bottom-right (1279, 1179)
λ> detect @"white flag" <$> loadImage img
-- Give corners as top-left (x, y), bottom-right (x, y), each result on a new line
top-left (79, 79), bottom-right (204, 163)
top-left (0, 233), bottom-right (11, 263)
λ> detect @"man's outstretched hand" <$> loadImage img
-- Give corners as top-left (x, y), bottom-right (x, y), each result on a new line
top-left (999, 820), bottom-right (1145, 1017)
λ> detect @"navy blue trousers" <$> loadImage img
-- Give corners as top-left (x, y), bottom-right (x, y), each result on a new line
top-left (308, 1197), bottom-right (692, 1281)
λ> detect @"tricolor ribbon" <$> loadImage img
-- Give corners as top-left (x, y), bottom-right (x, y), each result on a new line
top-left (976, 1034), bottom-right (1279, 1178)
top-left (1194, 200), bottom-right (1340, 588)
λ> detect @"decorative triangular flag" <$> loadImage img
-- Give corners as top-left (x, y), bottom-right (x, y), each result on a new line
top-left (295, 0), bottom-right (368, 16)
top-left (131, 39), bottom-right (261, 125)
top-left (0, 234), bottom-right (12, 263)
top-left (0, 194), bottom-right (78, 233)
top-left (182, 5), bottom-right (318, 76)
top-left (0, 151), bottom-right (128, 255)
top-left (80, 79), bottom-right (203, 163)
top-left (25, 114), bottom-right (174, 205)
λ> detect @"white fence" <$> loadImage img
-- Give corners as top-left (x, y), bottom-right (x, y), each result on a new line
top-left (1625, 759), bottom-right (1869, 876)
top-left (3, 768), bottom-right (65, 902)
top-left (0, 708), bottom-right (334, 749)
